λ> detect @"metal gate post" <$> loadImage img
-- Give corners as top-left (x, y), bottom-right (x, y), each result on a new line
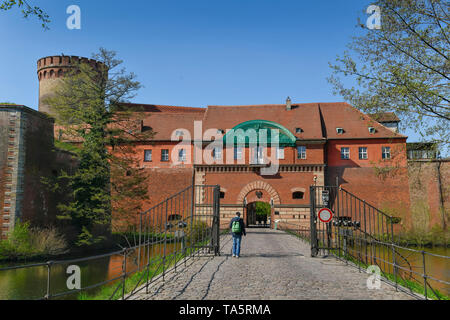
top-left (212, 185), bottom-right (221, 256)
top-left (310, 185), bottom-right (319, 257)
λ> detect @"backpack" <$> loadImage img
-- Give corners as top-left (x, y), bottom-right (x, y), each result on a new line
top-left (231, 219), bottom-right (241, 233)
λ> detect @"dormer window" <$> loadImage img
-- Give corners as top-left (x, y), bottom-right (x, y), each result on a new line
top-left (336, 128), bottom-right (344, 135)
top-left (295, 128), bottom-right (303, 134)
top-left (368, 127), bottom-right (376, 134)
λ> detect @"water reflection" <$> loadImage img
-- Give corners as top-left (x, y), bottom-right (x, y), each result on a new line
top-left (0, 242), bottom-right (183, 300)
top-left (344, 244), bottom-right (449, 296)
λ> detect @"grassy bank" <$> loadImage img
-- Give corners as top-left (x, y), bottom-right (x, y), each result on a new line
top-left (0, 222), bottom-right (68, 262)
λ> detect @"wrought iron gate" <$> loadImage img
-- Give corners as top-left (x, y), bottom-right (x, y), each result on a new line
top-left (309, 185), bottom-right (395, 258)
top-left (138, 184), bottom-right (221, 259)
top-left (308, 185), bottom-right (450, 300)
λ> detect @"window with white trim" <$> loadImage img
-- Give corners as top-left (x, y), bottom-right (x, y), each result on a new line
top-left (382, 147), bottom-right (391, 159)
top-left (359, 147), bottom-right (368, 160)
top-left (161, 149), bottom-right (169, 162)
top-left (276, 147), bottom-right (285, 160)
top-left (341, 147), bottom-right (350, 160)
top-left (144, 150), bottom-right (152, 162)
top-left (251, 146), bottom-right (265, 164)
top-left (178, 149), bottom-right (186, 162)
top-left (213, 147), bottom-right (222, 160)
top-left (297, 146), bottom-right (306, 159)
top-left (234, 146), bottom-right (243, 160)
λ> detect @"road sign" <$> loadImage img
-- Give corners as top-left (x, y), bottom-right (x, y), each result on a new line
top-left (318, 208), bottom-right (333, 223)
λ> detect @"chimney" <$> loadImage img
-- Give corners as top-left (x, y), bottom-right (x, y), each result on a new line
top-left (286, 96), bottom-right (292, 110)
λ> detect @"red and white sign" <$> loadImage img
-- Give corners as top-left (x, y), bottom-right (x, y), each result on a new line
top-left (318, 208), bottom-right (333, 223)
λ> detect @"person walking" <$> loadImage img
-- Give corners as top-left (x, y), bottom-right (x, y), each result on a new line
top-left (229, 212), bottom-right (246, 258)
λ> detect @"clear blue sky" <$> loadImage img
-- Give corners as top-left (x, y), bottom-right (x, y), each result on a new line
top-left (0, 0), bottom-right (421, 142)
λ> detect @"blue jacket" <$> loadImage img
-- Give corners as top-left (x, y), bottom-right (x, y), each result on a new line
top-left (229, 217), bottom-right (246, 236)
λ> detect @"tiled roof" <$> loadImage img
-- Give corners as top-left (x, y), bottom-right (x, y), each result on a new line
top-left (319, 103), bottom-right (406, 139)
top-left (118, 103), bottom-right (206, 113)
top-left (203, 103), bottom-right (324, 140)
top-left (108, 102), bottom-right (407, 141)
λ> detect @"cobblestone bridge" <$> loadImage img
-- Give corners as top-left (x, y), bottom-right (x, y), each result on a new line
top-left (130, 229), bottom-right (413, 300)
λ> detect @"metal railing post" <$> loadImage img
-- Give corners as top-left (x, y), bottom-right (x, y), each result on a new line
top-left (45, 261), bottom-right (52, 300)
top-left (138, 212), bottom-right (142, 271)
top-left (163, 200), bottom-right (168, 281)
top-left (391, 242), bottom-right (398, 291)
top-left (213, 185), bottom-right (221, 256)
top-left (310, 185), bottom-right (318, 257)
top-left (422, 251), bottom-right (428, 300)
top-left (122, 249), bottom-right (127, 300)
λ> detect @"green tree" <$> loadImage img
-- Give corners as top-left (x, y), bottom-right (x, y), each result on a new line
top-left (45, 48), bottom-right (152, 247)
top-left (329, 0), bottom-right (449, 148)
top-left (0, 0), bottom-right (50, 29)
top-left (255, 202), bottom-right (271, 218)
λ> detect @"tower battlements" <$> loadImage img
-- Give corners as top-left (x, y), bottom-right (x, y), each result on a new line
top-left (37, 55), bottom-right (103, 114)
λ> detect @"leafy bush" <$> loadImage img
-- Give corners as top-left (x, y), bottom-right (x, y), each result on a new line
top-left (0, 222), bottom-right (33, 259)
top-left (186, 220), bottom-right (210, 243)
top-left (29, 227), bottom-right (68, 256)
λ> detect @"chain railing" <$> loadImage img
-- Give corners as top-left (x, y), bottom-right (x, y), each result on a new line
top-left (0, 185), bottom-right (221, 300)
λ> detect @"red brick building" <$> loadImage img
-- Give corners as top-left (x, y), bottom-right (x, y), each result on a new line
top-left (117, 101), bottom-right (410, 229)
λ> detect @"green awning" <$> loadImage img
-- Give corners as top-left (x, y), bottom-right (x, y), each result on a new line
top-left (222, 120), bottom-right (296, 147)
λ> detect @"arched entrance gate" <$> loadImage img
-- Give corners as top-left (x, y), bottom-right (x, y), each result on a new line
top-left (237, 181), bottom-right (281, 228)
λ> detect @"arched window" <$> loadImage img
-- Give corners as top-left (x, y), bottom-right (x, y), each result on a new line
top-left (292, 191), bottom-right (304, 199)
top-left (49, 70), bottom-right (55, 78)
top-left (58, 69), bottom-right (63, 77)
top-left (220, 192), bottom-right (225, 199)
top-left (43, 71), bottom-right (47, 78)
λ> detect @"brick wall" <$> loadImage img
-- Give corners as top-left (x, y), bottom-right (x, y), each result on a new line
top-left (327, 166), bottom-right (411, 229)
top-left (140, 168), bottom-right (193, 211)
top-left (202, 169), bottom-right (324, 206)
top-left (0, 106), bottom-right (77, 239)
top-left (408, 160), bottom-right (449, 231)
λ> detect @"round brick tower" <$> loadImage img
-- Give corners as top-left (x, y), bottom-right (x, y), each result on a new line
top-left (37, 55), bottom-right (104, 115)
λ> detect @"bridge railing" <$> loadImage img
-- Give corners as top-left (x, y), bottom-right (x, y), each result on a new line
top-left (0, 184), bottom-right (221, 300)
top-left (308, 185), bottom-right (450, 300)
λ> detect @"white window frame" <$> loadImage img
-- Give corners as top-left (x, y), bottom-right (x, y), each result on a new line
top-left (144, 150), bottom-right (152, 162)
top-left (341, 147), bottom-right (350, 160)
top-left (178, 149), bottom-right (186, 162)
top-left (276, 146), bottom-right (285, 160)
top-left (297, 146), bottom-right (306, 160)
top-left (251, 146), bottom-right (265, 164)
top-left (213, 147), bottom-right (222, 161)
top-left (359, 147), bottom-right (368, 160)
top-left (161, 149), bottom-right (169, 162)
top-left (382, 147), bottom-right (391, 159)
top-left (234, 146), bottom-right (243, 160)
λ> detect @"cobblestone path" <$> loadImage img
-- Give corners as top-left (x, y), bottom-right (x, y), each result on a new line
top-left (130, 229), bottom-right (413, 300)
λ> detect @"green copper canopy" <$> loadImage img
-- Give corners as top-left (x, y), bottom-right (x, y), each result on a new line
top-left (222, 120), bottom-right (297, 147)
